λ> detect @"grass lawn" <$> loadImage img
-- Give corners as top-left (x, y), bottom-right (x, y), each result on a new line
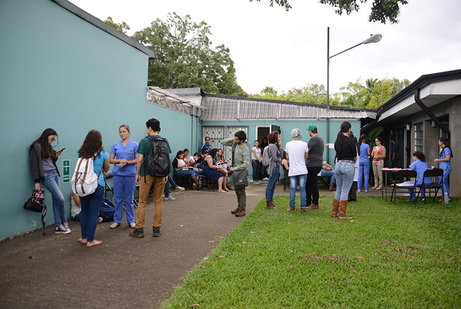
top-left (161, 195), bottom-right (461, 308)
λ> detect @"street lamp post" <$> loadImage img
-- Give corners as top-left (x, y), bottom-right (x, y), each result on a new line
top-left (326, 27), bottom-right (382, 160)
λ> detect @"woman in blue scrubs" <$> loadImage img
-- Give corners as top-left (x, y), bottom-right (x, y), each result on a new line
top-left (109, 125), bottom-right (138, 229)
top-left (434, 138), bottom-right (452, 200)
top-left (408, 151), bottom-right (432, 202)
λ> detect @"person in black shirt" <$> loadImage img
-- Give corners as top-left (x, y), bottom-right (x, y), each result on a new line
top-left (390, 137), bottom-right (399, 168)
top-left (330, 122), bottom-right (357, 220)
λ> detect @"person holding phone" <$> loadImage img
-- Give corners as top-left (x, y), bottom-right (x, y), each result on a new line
top-left (29, 128), bottom-right (70, 234)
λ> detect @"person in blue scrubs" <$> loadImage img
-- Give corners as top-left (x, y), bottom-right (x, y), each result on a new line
top-left (434, 137), bottom-right (452, 199)
top-left (357, 135), bottom-right (371, 192)
top-left (109, 125), bottom-right (138, 229)
top-left (408, 151), bottom-right (432, 202)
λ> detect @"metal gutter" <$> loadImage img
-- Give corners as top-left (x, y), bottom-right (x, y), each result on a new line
top-left (414, 89), bottom-right (450, 139)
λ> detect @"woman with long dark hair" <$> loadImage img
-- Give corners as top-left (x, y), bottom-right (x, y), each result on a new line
top-left (77, 130), bottom-right (109, 247)
top-left (409, 151), bottom-right (432, 202)
top-left (371, 136), bottom-right (386, 190)
top-left (108, 125), bottom-right (138, 229)
top-left (265, 131), bottom-right (282, 210)
top-left (29, 128), bottom-right (69, 234)
top-left (357, 135), bottom-right (370, 192)
top-left (173, 150), bottom-right (200, 190)
top-left (202, 148), bottom-right (228, 193)
top-left (330, 122), bottom-right (357, 219)
top-left (434, 137), bottom-right (452, 200)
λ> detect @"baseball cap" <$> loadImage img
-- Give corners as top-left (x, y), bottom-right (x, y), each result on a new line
top-left (307, 124), bottom-right (317, 131)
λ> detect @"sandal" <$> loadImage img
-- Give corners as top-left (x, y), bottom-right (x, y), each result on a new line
top-left (218, 189), bottom-right (227, 193)
top-left (78, 238), bottom-right (87, 245)
top-left (86, 240), bottom-right (103, 248)
top-left (224, 188), bottom-right (230, 192)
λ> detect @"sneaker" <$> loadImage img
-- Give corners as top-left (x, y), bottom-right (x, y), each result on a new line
top-left (263, 177), bottom-right (269, 181)
top-left (164, 196), bottom-right (176, 201)
top-left (175, 186), bottom-right (185, 192)
top-left (110, 222), bottom-right (120, 229)
top-left (129, 228), bottom-right (144, 238)
top-left (62, 221), bottom-right (71, 232)
top-left (365, 190), bottom-right (368, 193)
top-left (153, 227), bottom-right (161, 237)
top-left (55, 224), bottom-right (70, 234)
top-left (357, 189), bottom-right (361, 192)
top-left (98, 217), bottom-right (103, 224)
top-left (129, 222), bottom-right (136, 228)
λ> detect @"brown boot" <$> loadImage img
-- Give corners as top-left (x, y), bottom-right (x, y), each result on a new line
top-left (329, 183), bottom-right (336, 191)
top-left (192, 176), bottom-right (200, 190)
top-left (231, 208), bottom-right (240, 215)
top-left (266, 200), bottom-right (277, 210)
top-left (338, 200), bottom-right (352, 220)
top-left (235, 209), bottom-right (246, 217)
top-left (330, 199), bottom-right (339, 218)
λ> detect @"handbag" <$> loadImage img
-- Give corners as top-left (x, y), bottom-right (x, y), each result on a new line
top-left (24, 189), bottom-right (47, 234)
top-left (231, 143), bottom-right (248, 188)
top-left (233, 169), bottom-right (248, 188)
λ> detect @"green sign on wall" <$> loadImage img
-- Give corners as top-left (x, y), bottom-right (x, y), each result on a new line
top-left (62, 159), bottom-right (70, 183)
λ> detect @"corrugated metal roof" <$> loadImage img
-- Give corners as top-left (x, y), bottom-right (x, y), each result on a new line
top-left (201, 95), bottom-right (374, 121)
top-left (147, 87), bottom-right (205, 117)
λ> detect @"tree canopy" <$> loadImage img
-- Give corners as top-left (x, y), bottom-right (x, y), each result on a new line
top-left (132, 13), bottom-right (242, 95)
top-left (251, 77), bottom-right (410, 108)
top-left (104, 16), bottom-right (130, 34)
top-left (252, 0), bottom-right (408, 24)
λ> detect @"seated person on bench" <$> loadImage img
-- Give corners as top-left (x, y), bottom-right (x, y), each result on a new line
top-left (318, 160), bottom-right (336, 191)
top-left (203, 148), bottom-right (229, 193)
top-left (173, 150), bottom-right (200, 190)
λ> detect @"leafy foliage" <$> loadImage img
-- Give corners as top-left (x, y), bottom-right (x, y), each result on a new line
top-left (132, 13), bottom-right (243, 95)
top-left (255, 0), bottom-right (409, 24)
top-left (104, 16), bottom-right (130, 34)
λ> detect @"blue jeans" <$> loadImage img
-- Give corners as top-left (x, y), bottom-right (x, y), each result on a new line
top-left (113, 175), bottom-right (136, 224)
top-left (265, 166), bottom-right (279, 201)
top-left (289, 174), bottom-right (307, 209)
top-left (251, 160), bottom-right (260, 181)
top-left (164, 175), bottom-right (178, 197)
top-left (80, 185), bottom-right (104, 242)
top-left (408, 183), bottom-right (425, 200)
top-left (358, 160), bottom-right (370, 190)
top-left (42, 169), bottom-right (67, 226)
top-left (319, 170), bottom-right (335, 184)
top-left (177, 169), bottom-right (197, 177)
top-left (334, 161), bottom-right (356, 201)
top-left (440, 165), bottom-right (451, 197)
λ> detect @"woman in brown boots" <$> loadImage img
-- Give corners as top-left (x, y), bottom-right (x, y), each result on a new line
top-left (330, 122), bottom-right (357, 220)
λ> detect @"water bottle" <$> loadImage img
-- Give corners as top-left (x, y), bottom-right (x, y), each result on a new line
top-left (444, 192), bottom-right (449, 204)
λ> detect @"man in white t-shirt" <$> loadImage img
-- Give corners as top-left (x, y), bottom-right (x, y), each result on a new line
top-left (285, 128), bottom-right (309, 213)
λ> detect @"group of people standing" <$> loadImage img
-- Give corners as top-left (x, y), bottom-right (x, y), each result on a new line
top-left (29, 119), bottom-right (453, 245)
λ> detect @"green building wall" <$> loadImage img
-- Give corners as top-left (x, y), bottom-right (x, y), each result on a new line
top-left (0, 0), bottom-right (200, 240)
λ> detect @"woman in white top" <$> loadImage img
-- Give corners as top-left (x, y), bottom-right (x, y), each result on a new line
top-left (173, 150), bottom-right (200, 190)
top-left (252, 140), bottom-right (262, 184)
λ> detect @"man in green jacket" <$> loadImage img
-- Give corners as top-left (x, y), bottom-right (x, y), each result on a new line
top-left (221, 131), bottom-right (250, 217)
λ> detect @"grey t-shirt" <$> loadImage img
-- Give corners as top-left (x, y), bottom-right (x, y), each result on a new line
top-left (306, 135), bottom-right (324, 167)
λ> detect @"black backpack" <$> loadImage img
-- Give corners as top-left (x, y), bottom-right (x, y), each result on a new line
top-left (143, 136), bottom-right (171, 178)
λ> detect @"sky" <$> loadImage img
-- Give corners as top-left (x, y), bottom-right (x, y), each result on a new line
top-left (69, 0), bottom-right (461, 95)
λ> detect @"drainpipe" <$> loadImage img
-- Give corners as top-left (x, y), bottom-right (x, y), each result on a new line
top-left (414, 89), bottom-right (450, 139)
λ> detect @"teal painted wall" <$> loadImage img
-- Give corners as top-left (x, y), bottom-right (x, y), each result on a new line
top-left (0, 0), bottom-right (199, 240)
top-left (202, 119), bottom-right (361, 176)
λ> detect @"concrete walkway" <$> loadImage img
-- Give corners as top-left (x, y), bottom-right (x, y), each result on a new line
top-left (0, 182), bottom-right (384, 309)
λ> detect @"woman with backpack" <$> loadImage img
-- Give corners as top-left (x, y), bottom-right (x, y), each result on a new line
top-left (77, 130), bottom-right (109, 247)
top-left (29, 128), bottom-right (69, 234)
top-left (108, 125), bottom-right (138, 229)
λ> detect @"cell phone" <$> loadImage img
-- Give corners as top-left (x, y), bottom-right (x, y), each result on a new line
top-left (59, 148), bottom-right (66, 152)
